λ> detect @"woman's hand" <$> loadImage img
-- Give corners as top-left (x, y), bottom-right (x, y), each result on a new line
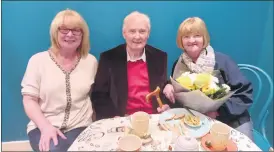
top-left (157, 104), bottom-right (170, 113)
top-left (39, 124), bottom-right (67, 151)
top-left (205, 111), bottom-right (219, 119)
top-left (163, 84), bottom-right (175, 103)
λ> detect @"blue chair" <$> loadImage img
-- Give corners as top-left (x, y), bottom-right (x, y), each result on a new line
top-left (238, 64), bottom-right (273, 151)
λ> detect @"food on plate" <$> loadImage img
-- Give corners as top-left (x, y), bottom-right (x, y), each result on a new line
top-left (174, 114), bottom-right (185, 120)
top-left (183, 115), bottom-right (200, 126)
top-left (165, 114), bottom-right (176, 121)
top-left (165, 113), bottom-right (185, 121)
top-left (205, 140), bottom-right (212, 148)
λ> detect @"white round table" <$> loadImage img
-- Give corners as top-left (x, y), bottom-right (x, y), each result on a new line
top-left (68, 113), bottom-right (261, 151)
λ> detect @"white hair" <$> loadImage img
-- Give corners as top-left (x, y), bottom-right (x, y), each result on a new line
top-left (122, 11), bottom-right (151, 32)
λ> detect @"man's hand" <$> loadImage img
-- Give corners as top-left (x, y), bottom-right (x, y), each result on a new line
top-left (157, 104), bottom-right (170, 113)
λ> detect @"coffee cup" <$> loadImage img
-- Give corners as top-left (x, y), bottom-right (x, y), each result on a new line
top-left (118, 134), bottom-right (142, 151)
top-left (210, 123), bottom-right (230, 151)
top-left (130, 111), bottom-right (150, 137)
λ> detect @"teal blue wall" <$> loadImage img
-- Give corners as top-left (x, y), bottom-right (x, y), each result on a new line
top-left (258, 4), bottom-right (273, 146)
top-left (2, 1), bottom-right (273, 143)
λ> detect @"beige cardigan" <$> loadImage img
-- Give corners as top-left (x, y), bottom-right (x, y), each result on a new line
top-left (21, 51), bottom-right (98, 133)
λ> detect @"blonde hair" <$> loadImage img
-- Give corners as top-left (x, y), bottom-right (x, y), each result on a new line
top-left (176, 17), bottom-right (210, 50)
top-left (122, 11), bottom-right (151, 32)
top-left (49, 9), bottom-right (90, 58)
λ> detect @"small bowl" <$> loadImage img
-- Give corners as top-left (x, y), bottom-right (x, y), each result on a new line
top-left (183, 116), bottom-right (201, 128)
top-left (118, 134), bottom-right (142, 151)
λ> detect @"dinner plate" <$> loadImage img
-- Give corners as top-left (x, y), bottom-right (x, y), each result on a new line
top-left (159, 108), bottom-right (212, 138)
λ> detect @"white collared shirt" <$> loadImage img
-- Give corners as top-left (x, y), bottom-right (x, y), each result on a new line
top-left (127, 48), bottom-right (146, 62)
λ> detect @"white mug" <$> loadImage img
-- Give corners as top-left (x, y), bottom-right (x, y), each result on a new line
top-left (210, 123), bottom-right (230, 151)
top-left (130, 111), bottom-right (150, 137)
top-left (118, 135), bottom-right (142, 151)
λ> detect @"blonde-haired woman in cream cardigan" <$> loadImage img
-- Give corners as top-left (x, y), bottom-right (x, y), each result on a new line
top-left (21, 9), bottom-right (97, 152)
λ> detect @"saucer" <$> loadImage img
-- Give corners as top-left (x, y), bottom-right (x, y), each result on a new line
top-left (125, 126), bottom-right (153, 145)
top-left (141, 135), bottom-right (153, 145)
top-left (201, 134), bottom-right (238, 151)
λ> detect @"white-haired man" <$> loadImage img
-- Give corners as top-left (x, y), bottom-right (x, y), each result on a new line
top-left (92, 11), bottom-right (170, 119)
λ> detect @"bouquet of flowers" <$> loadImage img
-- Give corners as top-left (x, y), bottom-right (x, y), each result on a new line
top-left (176, 72), bottom-right (231, 99)
top-left (170, 60), bottom-right (236, 113)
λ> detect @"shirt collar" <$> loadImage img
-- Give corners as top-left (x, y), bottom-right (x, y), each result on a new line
top-left (127, 48), bottom-right (146, 62)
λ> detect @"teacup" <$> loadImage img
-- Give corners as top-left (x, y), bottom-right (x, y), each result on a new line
top-left (130, 111), bottom-right (150, 137)
top-left (210, 123), bottom-right (230, 151)
top-left (118, 134), bottom-right (142, 151)
top-left (174, 135), bottom-right (199, 151)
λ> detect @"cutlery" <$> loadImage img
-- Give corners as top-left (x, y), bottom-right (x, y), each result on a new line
top-left (185, 107), bottom-right (204, 126)
top-left (185, 107), bottom-right (196, 116)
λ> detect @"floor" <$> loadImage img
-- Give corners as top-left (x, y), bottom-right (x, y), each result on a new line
top-left (2, 140), bottom-right (32, 151)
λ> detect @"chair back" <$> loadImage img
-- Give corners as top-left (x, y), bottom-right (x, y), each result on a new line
top-left (238, 64), bottom-right (273, 138)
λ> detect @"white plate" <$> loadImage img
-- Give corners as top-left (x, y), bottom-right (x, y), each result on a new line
top-left (159, 108), bottom-right (212, 139)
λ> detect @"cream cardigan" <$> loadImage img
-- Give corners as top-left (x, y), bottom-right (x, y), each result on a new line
top-left (21, 51), bottom-right (98, 133)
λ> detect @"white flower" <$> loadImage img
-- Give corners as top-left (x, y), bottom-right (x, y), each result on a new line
top-left (188, 73), bottom-right (197, 84)
top-left (181, 72), bottom-right (191, 76)
top-left (222, 84), bottom-right (231, 93)
top-left (181, 72), bottom-right (197, 84)
top-left (211, 75), bottom-right (219, 84)
top-left (209, 81), bottom-right (220, 91)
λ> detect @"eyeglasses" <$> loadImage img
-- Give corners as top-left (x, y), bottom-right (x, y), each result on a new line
top-left (58, 27), bottom-right (82, 36)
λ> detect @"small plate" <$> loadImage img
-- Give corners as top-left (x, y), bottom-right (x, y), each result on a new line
top-left (183, 115), bottom-right (201, 128)
top-left (201, 134), bottom-right (238, 151)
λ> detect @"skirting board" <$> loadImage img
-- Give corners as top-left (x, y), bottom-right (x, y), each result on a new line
top-left (2, 140), bottom-right (32, 151)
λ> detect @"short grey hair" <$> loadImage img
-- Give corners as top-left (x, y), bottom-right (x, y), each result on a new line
top-left (122, 11), bottom-right (151, 32)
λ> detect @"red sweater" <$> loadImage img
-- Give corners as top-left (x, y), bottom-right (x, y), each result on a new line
top-left (126, 60), bottom-right (153, 115)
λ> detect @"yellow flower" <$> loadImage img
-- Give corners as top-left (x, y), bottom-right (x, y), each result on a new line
top-left (176, 76), bottom-right (193, 90)
top-left (194, 73), bottom-right (211, 89)
top-left (201, 84), bottom-right (210, 92)
top-left (202, 85), bottom-right (217, 95)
